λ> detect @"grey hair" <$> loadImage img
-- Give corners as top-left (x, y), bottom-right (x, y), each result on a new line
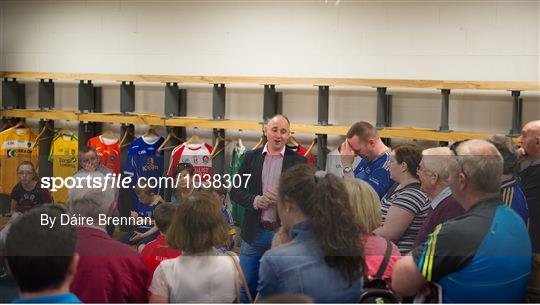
top-left (68, 171), bottom-right (116, 222)
top-left (486, 135), bottom-right (518, 175)
top-left (454, 139), bottom-right (503, 193)
top-left (422, 147), bottom-right (453, 182)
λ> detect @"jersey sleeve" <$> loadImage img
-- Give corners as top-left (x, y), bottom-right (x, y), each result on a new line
top-left (412, 223), bottom-right (472, 282)
top-left (166, 145), bottom-right (184, 177)
top-left (358, 167), bottom-right (392, 198)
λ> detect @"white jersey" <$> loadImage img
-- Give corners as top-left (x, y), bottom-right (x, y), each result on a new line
top-left (166, 142), bottom-right (213, 178)
top-left (325, 147), bottom-right (361, 178)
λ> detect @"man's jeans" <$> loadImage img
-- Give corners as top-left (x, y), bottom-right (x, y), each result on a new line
top-left (239, 229), bottom-right (274, 303)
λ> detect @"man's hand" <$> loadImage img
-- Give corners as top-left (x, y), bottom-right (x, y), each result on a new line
top-left (340, 140), bottom-right (355, 167)
top-left (257, 190), bottom-right (278, 210)
top-left (129, 231), bottom-right (144, 242)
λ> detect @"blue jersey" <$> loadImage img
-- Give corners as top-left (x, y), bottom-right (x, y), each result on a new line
top-left (501, 176), bottom-right (529, 226)
top-left (413, 198), bottom-right (531, 303)
top-left (135, 199), bottom-right (162, 231)
top-left (353, 151), bottom-right (393, 198)
top-left (123, 136), bottom-right (165, 213)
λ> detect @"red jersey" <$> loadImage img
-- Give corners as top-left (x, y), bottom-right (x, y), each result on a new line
top-left (141, 234), bottom-right (181, 283)
top-left (166, 143), bottom-right (213, 178)
top-left (87, 136), bottom-right (120, 174)
top-left (287, 145), bottom-right (314, 165)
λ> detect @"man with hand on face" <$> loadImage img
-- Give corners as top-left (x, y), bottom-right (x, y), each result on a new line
top-left (230, 114), bottom-right (307, 303)
top-left (340, 121), bottom-right (393, 198)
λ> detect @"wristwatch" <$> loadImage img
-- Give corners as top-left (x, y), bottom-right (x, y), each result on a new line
top-left (343, 166), bottom-right (353, 174)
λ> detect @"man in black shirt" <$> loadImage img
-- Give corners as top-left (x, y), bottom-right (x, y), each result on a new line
top-left (519, 120), bottom-right (540, 253)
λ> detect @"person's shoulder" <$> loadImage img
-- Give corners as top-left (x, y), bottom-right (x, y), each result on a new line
top-left (284, 147), bottom-right (308, 162)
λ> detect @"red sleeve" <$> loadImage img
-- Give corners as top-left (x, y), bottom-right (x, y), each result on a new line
top-left (166, 145), bottom-right (184, 177)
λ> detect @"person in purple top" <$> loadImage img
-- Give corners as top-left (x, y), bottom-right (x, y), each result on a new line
top-left (414, 147), bottom-right (465, 247)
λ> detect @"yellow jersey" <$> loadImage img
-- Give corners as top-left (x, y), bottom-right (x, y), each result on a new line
top-left (49, 132), bottom-right (78, 203)
top-left (0, 127), bottom-right (38, 194)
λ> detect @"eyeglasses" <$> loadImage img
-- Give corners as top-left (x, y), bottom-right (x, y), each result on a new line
top-left (17, 171), bottom-right (34, 176)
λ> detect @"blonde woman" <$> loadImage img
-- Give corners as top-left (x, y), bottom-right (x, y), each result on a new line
top-left (343, 179), bottom-right (401, 281)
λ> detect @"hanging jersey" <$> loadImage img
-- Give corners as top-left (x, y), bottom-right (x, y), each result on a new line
top-left (0, 128), bottom-right (38, 194)
top-left (123, 135), bottom-right (165, 211)
top-left (325, 147), bottom-right (361, 178)
top-left (135, 195), bottom-right (164, 231)
top-left (87, 136), bottom-right (120, 174)
top-left (286, 144), bottom-right (314, 165)
top-left (230, 145), bottom-right (246, 226)
top-left (49, 133), bottom-right (79, 203)
top-left (166, 143), bottom-right (213, 180)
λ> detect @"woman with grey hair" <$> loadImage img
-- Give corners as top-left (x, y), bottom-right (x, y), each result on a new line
top-left (487, 136), bottom-right (528, 225)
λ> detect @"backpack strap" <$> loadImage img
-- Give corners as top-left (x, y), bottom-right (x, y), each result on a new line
top-left (374, 239), bottom-right (393, 279)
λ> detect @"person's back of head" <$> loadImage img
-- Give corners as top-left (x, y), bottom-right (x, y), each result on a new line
top-left (6, 205), bottom-right (78, 294)
top-left (342, 179), bottom-right (381, 233)
top-left (166, 192), bottom-right (228, 253)
top-left (279, 164), bottom-right (364, 285)
top-left (487, 135), bottom-right (518, 175)
top-left (421, 147), bottom-right (453, 182)
top-left (68, 171), bottom-right (115, 224)
top-left (452, 139), bottom-right (503, 194)
top-left (154, 203), bottom-right (176, 234)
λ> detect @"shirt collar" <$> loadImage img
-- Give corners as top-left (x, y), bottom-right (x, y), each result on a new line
top-left (262, 143), bottom-right (286, 156)
top-left (430, 186), bottom-right (453, 209)
top-left (501, 175), bottom-right (518, 189)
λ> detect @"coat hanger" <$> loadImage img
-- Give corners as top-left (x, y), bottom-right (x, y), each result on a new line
top-left (101, 130), bottom-right (118, 140)
top-left (143, 128), bottom-right (161, 138)
top-left (210, 134), bottom-right (225, 158)
top-left (185, 128), bottom-right (201, 145)
top-left (236, 130), bottom-right (244, 148)
top-left (119, 128), bottom-right (135, 149)
top-left (305, 137), bottom-right (318, 157)
top-left (13, 120), bottom-right (27, 129)
top-left (0, 121), bottom-right (13, 132)
top-left (157, 129), bottom-right (185, 152)
top-left (31, 123), bottom-right (56, 149)
top-left (287, 135), bottom-right (300, 147)
top-left (252, 135), bottom-right (266, 150)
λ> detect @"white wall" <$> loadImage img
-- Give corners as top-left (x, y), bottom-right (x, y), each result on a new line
top-left (1, 0), bottom-right (539, 162)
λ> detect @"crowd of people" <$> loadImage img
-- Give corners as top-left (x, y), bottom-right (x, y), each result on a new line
top-left (0, 116), bottom-right (539, 303)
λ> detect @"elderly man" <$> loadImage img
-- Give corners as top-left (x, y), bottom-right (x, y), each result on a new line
top-left (340, 121), bottom-right (392, 198)
top-left (519, 120), bottom-right (540, 253)
top-left (68, 171), bottom-right (149, 303)
top-left (392, 139), bottom-right (531, 303)
top-left (230, 114), bottom-right (307, 302)
top-left (413, 147), bottom-right (464, 247)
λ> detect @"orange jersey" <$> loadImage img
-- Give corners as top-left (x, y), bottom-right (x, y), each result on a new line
top-left (87, 135), bottom-right (120, 174)
top-left (0, 128), bottom-right (38, 194)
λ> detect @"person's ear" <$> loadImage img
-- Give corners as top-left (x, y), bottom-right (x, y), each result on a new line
top-left (458, 172), bottom-right (467, 191)
top-left (67, 254), bottom-right (79, 277)
top-left (263, 125), bottom-right (268, 137)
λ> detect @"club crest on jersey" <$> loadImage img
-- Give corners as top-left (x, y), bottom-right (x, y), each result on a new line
top-left (203, 156), bottom-right (210, 164)
top-left (142, 157), bottom-right (159, 172)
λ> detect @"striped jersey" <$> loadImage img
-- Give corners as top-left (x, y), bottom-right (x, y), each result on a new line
top-left (380, 182), bottom-right (429, 255)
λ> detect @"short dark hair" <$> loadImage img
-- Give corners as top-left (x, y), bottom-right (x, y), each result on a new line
top-left (346, 121), bottom-right (379, 141)
top-left (173, 162), bottom-right (195, 178)
top-left (487, 135), bottom-right (518, 175)
top-left (394, 143), bottom-right (423, 179)
top-left (6, 205), bottom-right (77, 293)
top-left (154, 203), bottom-right (176, 233)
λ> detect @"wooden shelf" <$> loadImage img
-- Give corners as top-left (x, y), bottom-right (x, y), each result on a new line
top-left (2, 71), bottom-right (539, 91)
top-left (0, 109), bottom-right (517, 143)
